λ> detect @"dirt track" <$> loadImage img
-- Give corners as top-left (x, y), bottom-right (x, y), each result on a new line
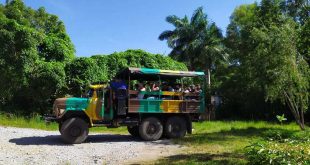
top-left (0, 126), bottom-right (183, 165)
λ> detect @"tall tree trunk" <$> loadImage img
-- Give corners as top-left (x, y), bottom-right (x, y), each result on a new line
top-left (284, 91), bottom-right (305, 130)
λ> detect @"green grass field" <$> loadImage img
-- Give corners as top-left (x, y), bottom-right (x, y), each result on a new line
top-left (156, 121), bottom-right (309, 165)
top-left (0, 113), bottom-right (308, 164)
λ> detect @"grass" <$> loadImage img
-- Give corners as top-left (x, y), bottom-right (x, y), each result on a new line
top-left (156, 121), bottom-right (308, 165)
top-left (0, 113), bottom-right (127, 134)
top-left (0, 113), bottom-right (308, 164)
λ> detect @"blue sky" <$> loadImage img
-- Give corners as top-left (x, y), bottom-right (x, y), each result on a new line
top-left (1, 0), bottom-right (258, 57)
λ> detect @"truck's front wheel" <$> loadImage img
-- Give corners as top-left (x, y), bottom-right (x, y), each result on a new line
top-left (58, 123), bottom-right (62, 133)
top-left (127, 126), bottom-right (139, 137)
top-left (60, 117), bottom-right (89, 144)
top-left (139, 117), bottom-right (163, 141)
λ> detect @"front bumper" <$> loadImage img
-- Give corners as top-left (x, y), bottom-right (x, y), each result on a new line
top-left (44, 114), bottom-right (59, 123)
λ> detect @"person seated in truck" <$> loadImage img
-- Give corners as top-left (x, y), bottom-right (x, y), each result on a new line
top-left (110, 78), bottom-right (127, 91)
top-left (195, 84), bottom-right (202, 94)
top-left (145, 82), bottom-right (160, 99)
top-left (174, 84), bottom-right (182, 92)
top-left (137, 83), bottom-right (146, 99)
top-left (151, 82), bottom-right (160, 91)
top-left (161, 82), bottom-right (168, 91)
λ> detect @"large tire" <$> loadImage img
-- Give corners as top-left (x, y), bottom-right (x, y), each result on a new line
top-left (60, 117), bottom-right (89, 144)
top-left (58, 123), bottom-right (62, 133)
top-left (127, 126), bottom-right (140, 137)
top-left (139, 117), bottom-right (163, 141)
top-left (165, 116), bottom-right (187, 139)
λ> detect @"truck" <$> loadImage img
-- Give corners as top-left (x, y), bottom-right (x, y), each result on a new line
top-left (45, 67), bottom-right (207, 144)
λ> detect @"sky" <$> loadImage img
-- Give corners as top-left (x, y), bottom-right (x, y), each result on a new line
top-left (1, 0), bottom-right (259, 57)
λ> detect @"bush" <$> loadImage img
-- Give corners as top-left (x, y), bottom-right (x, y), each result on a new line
top-left (245, 131), bottom-right (310, 164)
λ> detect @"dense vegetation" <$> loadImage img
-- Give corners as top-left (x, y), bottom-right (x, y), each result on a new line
top-left (0, 0), bottom-right (186, 114)
top-left (159, 0), bottom-right (309, 129)
top-left (156, 1), bottom-right (309, 163)
top-left (66, 50), bottom-right (187, 97)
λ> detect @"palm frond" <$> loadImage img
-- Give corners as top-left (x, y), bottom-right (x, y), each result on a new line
top-left (166, 15), bottom-right (187, 28)
top-left (158, 30), bottom-right (174, 40)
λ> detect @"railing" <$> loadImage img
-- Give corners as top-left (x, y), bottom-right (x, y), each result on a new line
top-left (128, 90), bottom-right (202, 113)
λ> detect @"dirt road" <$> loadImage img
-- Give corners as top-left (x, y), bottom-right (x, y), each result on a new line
top-left (0, 126), bottom-right (183, 165)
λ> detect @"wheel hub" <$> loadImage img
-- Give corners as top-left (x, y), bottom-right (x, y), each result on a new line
top-left (172, 124), bottom-right (180, 132)
top-left (147, 124), bottom-right (157, 135)
top-left (70, 126), bottom-right (81, 137)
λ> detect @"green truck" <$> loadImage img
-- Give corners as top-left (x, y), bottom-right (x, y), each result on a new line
top-left (45, 67), bottom-right (207, 144)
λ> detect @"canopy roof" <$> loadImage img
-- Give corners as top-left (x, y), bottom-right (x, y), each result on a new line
top-left (116, 67), bottom-right (205, 80)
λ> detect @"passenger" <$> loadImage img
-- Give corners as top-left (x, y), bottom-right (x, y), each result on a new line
top-left (189, 85), bottom-right (195, 93)
top-left (167, 85), bottom-right (174, 92)
top-left (137, 83), bottom-right (146, 99)
top-left (145, 82), bottom-right (151, 92)
top-left (152, 82), bottom-right (160, 91)
top-left (183, 86), bottom-right (191, 100)
top-left (184, 86), bottom-right (190, 93)
top-left (110, 78), bottom-right (127, 100)
top-left (174, 84), bottom-right (182, 92)
top-left (161, 82), bottom-right (168, 91)
top-left (134, 84), bottom-right (139, 90)
top-left (110, 78), bottom-right (127, 90)
top-left (195, 84), bottom-right (202, 93)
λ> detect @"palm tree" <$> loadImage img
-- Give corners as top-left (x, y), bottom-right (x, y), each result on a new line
top-left (159, 7), bottom-right (226, 85)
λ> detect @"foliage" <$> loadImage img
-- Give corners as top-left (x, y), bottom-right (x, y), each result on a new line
top-left (0, 0), bottom-right (74, 113)
top-left (0, 1), bottom-right (186, 114)
top-left (159, 7), bottom-right (225, 72)
top-left (276, 114), bottom-right (287, 125)
top-left (220, 0), bottom-right (310, 128)
top-left (246, 130), bottom-right (310, 164)
top-left (249, 20), bottom-right (309, 129)
top-left (66, 49), bottom-right (187, 96)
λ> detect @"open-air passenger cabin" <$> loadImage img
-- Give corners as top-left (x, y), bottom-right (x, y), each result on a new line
top-left (115, 67), bottom-right (206, 114)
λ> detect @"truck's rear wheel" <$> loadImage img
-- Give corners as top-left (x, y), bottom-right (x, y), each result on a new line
top-left (127, 126), bottom-right (139, 137)
top-left (139, 117), bottom-right (163, 141)
top-left (60, 117), bottom-right (89, 144)
top-left (165, 116), bottom-right (187, 139)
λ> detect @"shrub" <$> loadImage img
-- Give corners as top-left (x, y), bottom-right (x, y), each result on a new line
top-left (246, 131), bottom-right (310, 164)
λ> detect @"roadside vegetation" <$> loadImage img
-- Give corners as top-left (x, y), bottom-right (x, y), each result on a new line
top-left (157, 121), bottom-right (310, 165)
top-left (0, 112), bottom-right (127, 134)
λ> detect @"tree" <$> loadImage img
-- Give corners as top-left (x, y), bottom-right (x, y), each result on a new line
top-left (0, 0), bottom-right (75, 113)
top-left (281, 0), bottom-right (310, 25)
top-left (66, 49), bottom-right (187, 97)
top-left (249, 21), bottom-right (309, 130)
top-left (223, 0), bottom-right (309, 129)
top-left (158, 7), bottom-right (225, 79)
top-left (65, 57), bottom-right (106, 96)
